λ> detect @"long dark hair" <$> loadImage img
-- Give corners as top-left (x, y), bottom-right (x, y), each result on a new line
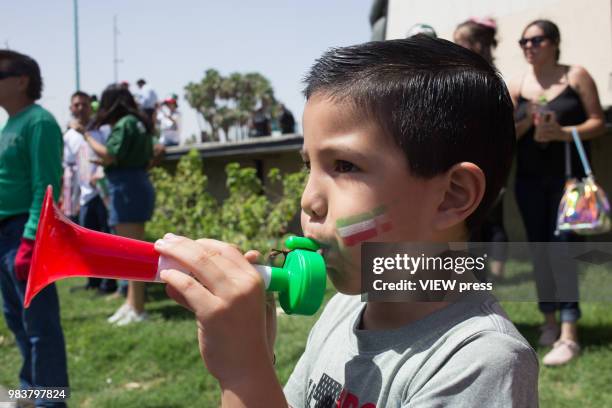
top-left (92, 83), bottom-right (152, 133)
top-left (523, 19), bottom-right (561, 61)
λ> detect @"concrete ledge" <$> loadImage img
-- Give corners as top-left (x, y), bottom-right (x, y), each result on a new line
top-left (163, 134), bottom-right (304, 161)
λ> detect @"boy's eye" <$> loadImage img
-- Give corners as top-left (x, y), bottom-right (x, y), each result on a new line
top-left (334, 160), bottom-right (359, 173)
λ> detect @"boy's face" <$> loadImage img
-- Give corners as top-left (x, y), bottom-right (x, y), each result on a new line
top-left (300, 95), bottom-right (448, 294)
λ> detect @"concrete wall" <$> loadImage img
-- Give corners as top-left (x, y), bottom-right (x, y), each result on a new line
top-left (387, 0), bottom-right (612, 240)
top-left (387, 0), bottom-right (612, 106)
top-left (161, 150), bottom-right (302, 202)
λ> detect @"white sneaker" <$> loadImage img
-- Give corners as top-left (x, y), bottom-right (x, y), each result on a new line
top-left (543, 339), bottom-right (581, 366)
top-left (115, 308), bottom-right (148, 326)
top-left (107, 303), bottom-right (131, 324)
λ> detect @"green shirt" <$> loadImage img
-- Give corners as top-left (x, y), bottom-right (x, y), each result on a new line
top-left (0, 104), bottom-right (63, 239)
top-left (105, 114), bottom-right (153, 169)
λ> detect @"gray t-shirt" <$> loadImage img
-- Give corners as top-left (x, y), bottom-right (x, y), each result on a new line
top-left (284, 292), bottom-right (539, 407)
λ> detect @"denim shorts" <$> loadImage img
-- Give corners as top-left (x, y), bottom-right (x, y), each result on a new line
top-left (105, 168), bottom-right (155, 226)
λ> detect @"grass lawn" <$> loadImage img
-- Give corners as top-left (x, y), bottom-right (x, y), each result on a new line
top-left (1, 262), bottom-right (611, 407)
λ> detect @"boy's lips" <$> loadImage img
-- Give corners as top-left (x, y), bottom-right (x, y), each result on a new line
top-left (304, 235), bottom-right (345, 268)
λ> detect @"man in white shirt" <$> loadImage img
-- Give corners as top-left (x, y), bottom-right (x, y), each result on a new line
top-left (63, 91), bottom-right (116, 293)
top-left (157, 97), bottom-right (181, 146)
top-left (133, 78), bottom-right (158, 124)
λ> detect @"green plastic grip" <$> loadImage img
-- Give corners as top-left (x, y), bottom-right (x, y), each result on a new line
top-left (268, 236), bottom-right (326, 315)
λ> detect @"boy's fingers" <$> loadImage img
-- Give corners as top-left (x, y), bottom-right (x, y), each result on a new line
top-left (164, 282), bottom-right (194, 313)
top-left (155, 235), bottom-right (235, 293)
top-left (159, 268), bottom-right (216, 313)
top-left (244, 250), bottom-right (262, 264)
top-left (194, 238), bottom-right (264, 281)
top-left (194, 238), bottom-right (253, 267)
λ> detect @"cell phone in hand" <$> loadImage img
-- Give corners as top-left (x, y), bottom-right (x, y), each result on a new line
top-left (543, 111), bottom-right (554, 123)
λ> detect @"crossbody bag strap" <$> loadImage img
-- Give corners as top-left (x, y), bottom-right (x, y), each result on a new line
top-left (564, 141), bottom-right (572, 179)
top-left (571, 127), bottom-right (593, 177)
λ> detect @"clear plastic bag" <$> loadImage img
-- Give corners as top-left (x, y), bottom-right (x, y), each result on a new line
top-left (556, 175), bottom-right (611, 235)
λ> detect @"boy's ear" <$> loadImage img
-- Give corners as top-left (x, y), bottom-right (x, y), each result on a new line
top-left (433, 162), bottom-right (485, 231)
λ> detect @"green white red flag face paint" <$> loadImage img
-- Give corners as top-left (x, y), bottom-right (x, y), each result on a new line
top-left (336, 206), bottom-right (392, 247)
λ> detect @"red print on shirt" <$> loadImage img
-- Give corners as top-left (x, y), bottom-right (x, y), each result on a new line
top-left (336, 388), bottom-right (376, 408)
top-left (304, 373), bottom-right (376, 408)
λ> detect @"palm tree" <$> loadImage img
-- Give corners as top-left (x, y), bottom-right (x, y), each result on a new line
top-left (184, 69), bottom-right (223, 141)
top-left (185, 69), bottom-right (278, 141)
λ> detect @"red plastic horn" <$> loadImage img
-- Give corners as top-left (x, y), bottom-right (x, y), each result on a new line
top-left (25, 186), bottom-right (159, 308)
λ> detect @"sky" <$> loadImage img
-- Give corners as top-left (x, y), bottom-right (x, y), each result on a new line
top-left (1, 0), bottom-right (373, 140)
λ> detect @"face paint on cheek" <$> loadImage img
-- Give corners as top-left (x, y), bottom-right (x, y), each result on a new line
top-left (335, 205), bottom-right (393, 246)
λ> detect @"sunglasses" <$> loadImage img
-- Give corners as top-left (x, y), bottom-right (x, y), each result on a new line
top-left (518, 35), bottom-right (548, 48)
top-left (0, 71), bottom-right (21, 80)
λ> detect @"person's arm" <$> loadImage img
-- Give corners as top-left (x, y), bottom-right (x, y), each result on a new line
top-left (155, 235), bottom-right (288, 407)
top-left (69, 122), bottom-right (115, 165)
top-left (406, 332), bottom-right (539, 407)
top-left (563, 66), bottom-right (605, 140)
top-left (24, 119), bottom-right (63, 239)
top-left (84, 131), bottom-right (115, 165)
top-left (538, 66), bottom-right (606, 142)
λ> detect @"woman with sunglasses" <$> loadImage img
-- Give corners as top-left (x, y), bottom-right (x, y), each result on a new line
top-left (73, 84), bottom-right (156, 326)
top-left (508, 19), bottom-right (605, 366)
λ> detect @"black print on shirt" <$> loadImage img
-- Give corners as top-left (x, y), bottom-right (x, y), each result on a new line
top-left (306, 373), bottom-right (343, 408)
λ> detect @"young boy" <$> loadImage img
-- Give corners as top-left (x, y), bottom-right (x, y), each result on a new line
top-left (154, 36), bottom-right (539, 407)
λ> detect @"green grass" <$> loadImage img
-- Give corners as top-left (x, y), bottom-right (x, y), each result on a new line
top-left (1, 265), bottom-right (612, 407)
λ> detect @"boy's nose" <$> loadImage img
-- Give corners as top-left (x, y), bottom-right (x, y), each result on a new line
top-left (301, 179), bottom-right (327, 221)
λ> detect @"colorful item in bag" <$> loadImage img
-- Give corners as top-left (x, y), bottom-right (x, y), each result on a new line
top-left (556, 176), bottom-right (611, 235)
top-left (556, 127), bottom-right (611, 235)
top-left (336, 206), bottom-right (392, 246)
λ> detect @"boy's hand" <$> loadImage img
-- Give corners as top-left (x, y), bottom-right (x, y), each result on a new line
top-left (155, 234), bottom-right (275, 386)
top-left (241, 249), bottom-right (277, 363)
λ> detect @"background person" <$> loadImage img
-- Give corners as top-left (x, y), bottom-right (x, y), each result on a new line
top-left (453, 17), bottom-right (497, 65)
top-left (250, 105), bottom-right (271, 137)
top-left (64, 91), bottom-right (117, 294)
top-left (453, 17), bottom-right (509, 280)
top-left (406, 23), bottom-right (437, 38)
top-left (369, 0), bottom-right (387, 40)
top-left (133, 78), bottom-right (158, 126)
top-left (157, 97), bottom-right (181, 146)
top-left (508, 19), bottom-right (605, 366)
top-left (278, 103), bottom-right (295, 134)
top-left (81, 84), bottom-right (155, 326)
top-left (0, 49), bottom-right (69, 408)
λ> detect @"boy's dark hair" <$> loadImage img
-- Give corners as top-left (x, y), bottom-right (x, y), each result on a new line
top-left (0, 49), bottom-right (43, 100)
top-left (92, 83), bottom-right (152, 133)
top-left (71, 90), bottom-right (90, 101)
top-left (523, 19), bottom-right (561, 61)
top-left (303, 36), bottom-right (515, 231)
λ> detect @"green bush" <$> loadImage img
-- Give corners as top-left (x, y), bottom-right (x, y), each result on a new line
top-left (146, 149), bottom-right (307, 254)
